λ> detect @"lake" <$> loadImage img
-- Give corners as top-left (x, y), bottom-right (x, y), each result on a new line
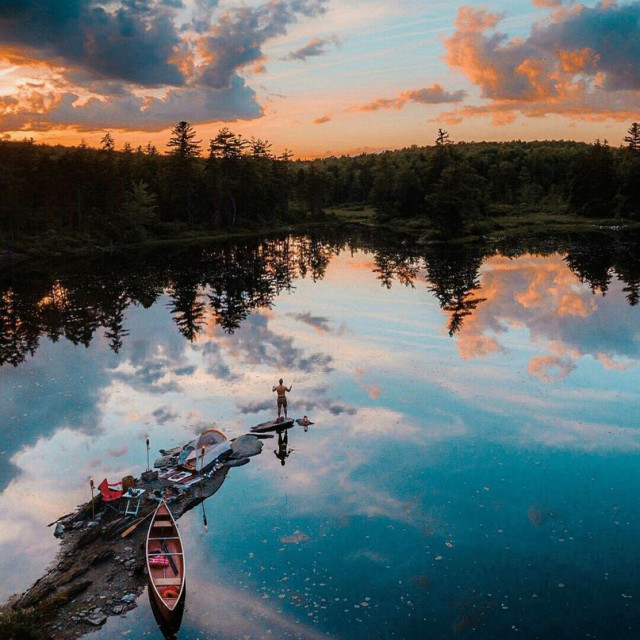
top-left (1, 229), bottom-right (639, 639)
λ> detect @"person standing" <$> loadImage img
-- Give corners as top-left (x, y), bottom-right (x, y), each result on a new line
top-left (272, 378), bottom-right (292, 419)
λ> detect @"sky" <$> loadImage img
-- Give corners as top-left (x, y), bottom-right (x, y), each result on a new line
top-left (0, 0), bottom-right (639, 157)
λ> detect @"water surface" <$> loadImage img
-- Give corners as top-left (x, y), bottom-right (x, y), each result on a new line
top-left (1, 232), bottom-right (639, 639)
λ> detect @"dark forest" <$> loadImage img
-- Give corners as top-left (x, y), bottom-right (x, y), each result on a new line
top-left (1, 122), bottom-right (639, 251)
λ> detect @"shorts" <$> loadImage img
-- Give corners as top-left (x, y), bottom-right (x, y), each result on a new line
top-left (277, 396), bottom-right (287, 407)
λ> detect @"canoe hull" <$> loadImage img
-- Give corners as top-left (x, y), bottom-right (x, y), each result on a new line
top-left (146, 501), bottom-right (185, 620)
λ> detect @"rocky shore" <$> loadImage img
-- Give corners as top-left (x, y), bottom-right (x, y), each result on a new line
top-left (0, 434), bottom-right (263, 640)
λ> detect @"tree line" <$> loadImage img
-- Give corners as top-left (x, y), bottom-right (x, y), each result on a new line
top-left (1, 122), bottom-right (639, 247)
top-left (302, 123), bottom-right (640, 233)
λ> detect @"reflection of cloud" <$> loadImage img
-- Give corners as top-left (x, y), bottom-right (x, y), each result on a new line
top-left (457, 333), bottom-right (506, 360)
top-left (288, 311), bottom-right (332, 333)
top-left (530, 417), bottom-right (640, 451)
top-left (454, 255), bottom-right (640, 380)
top-left (280, 530), bottom-right (310, 544)
top-left (112, 361), bottom-right (180, 394)
top-left (595, 353), bottom-right (635, 371)
top-left (348, 549), bottom-right (389, 565)
top-left (327, 404), bottom-right (357, 415)
top-left (528, 355), bottom-right (577, 382)
top-left (106, 446), bottom-right (128, 458)
top-left (152, 406), bottom-right (179, 425)
top-left (355, 367), bottom-right (381, 399)
top-left (177, 571), bottom-right (329, 640)
top-left (239, 400), bottom-right (274, 414)
top-left (227, 313), bottom-right (333, 374)
top-left (202, 342), bottom-right (236, 379)
top-left (0, 338), bottom-right (111, 494)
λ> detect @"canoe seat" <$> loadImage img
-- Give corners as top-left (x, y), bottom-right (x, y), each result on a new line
top-left (153, 520), bottom-right (173, 528)
top-left (155, 577), bottom-right (182, 586)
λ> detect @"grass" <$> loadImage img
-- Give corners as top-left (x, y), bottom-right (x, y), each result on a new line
top-left (0, 607), bottom-right (43, 640)
top-left (327, 204), bottom-right (639, 241)
top-left (3, 204), bottom-right (638, 263)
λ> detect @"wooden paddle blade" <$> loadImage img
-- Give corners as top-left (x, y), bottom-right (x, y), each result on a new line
top-left (120, 509), bottom-right (154, 538)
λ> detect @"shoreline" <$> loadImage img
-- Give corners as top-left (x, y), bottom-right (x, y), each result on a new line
top-left (2, 208), bottom-right (639, 267)
top-left (0, 435), bottom-right (263, 640)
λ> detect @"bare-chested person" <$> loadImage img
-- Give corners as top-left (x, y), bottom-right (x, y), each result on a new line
top-left (272, 378), bottom-right (292, 419)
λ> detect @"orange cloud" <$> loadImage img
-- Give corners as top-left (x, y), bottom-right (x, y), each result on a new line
top-left (556, 293), bottom-right (591, 317)
top-left (595, 353), bottom-right (634, 371)
top-left (532, 0), bottom-right (562, 7)
top-left (440, 4), bottom-right (640, 125)
top-left (457, 334), bottom-right (505, 360)
top-left (350, 84), bottom-right (467, 113)
top-left (314, 114), bottom-right (332, 124)
top-left (528, 355), bottom-right (576, 382)
top-left (453, 255), bottom-right (598, 364)
top-left (558, 47), bottom-right (599, 74)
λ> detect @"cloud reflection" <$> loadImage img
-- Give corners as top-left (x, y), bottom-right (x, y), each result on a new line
top-left (454, 254), bottom-right (640, 381)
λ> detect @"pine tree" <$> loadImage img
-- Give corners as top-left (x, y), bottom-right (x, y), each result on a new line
top-left (624, 122), bottom-right (640, 152)
top-left (167, 121), bottom-right (201, 159)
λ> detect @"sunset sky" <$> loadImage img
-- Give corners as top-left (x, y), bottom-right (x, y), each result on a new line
top-left (1, 0), bottom-right (639, 157)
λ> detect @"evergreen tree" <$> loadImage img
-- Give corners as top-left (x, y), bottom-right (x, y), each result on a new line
top-left (167, 121), bottom-right (202, 158)
top-left (100, 132), bottom-right (115, 152)
top-left (624, 122), bottom-right (640, 152)
top-left (569, 140), bottom-right (617, 217)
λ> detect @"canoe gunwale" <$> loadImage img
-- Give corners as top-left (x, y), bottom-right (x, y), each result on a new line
top-left (145, 501), bottom-right (185, 617)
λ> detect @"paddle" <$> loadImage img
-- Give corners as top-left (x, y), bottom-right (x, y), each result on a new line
top-left (162, 539), bottom-right (179, 576)
top-left (119, 508), bottom-right (155, 538)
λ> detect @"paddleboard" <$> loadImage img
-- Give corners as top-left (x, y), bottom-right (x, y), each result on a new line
top-left (250, 417), bottom-right (294, 433)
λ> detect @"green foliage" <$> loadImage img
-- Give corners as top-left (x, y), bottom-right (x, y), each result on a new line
top-left (624, 122), bottom-right (640, 152)
top-left (0, 607), bottom-right (43, 640)
top-left (167, 121), bottom-right (201, 159)
top-left (115, 180), bottom-right (159, 241)
top-left (569, 140), bottom-right (617, 217)
top-left (1, 123), bottom-right (640, 253)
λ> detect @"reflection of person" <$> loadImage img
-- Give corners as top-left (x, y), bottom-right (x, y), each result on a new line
top-left (274, 430), bottom-right (291, 466)
top-left (296, 415), bottom-right (313, 432)
top-left (272, 378), bottom-right (292, 419)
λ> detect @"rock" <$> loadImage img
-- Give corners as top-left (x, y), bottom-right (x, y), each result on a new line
top-left (90, 548), bottom-right (115, 566)
top-left (111, 604), bottom-right (124, 614)
top-left (223, 457), bottom-right (250, 467)
top-left (230, 434), bottom-right (263, 458)
top-left (86, 612), bottom-right (107, 626)
top-left (54, 522), bottom-right (65, 538)
top-left (121, 593), bottom-right (136, 604)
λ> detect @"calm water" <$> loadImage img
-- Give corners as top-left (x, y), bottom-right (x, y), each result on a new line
top-left (1, 231), bottom-right (640, 639)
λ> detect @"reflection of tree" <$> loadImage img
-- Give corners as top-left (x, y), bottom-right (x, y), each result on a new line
top-left (564, 245), bottom-right (613, 296)
top-left (564, 234), bottom-right (640, 306)
top-left (294, 235), bottom-right (334, 282)
top-left (100, 281), bottom-right (131, 353)
top-left (206, 243), bottom-right (280, 333)
top-left (3, 231), bottom-right (640, 366)
top-left (168, 274), bottom-right (207, 342)
top-left (423, 244), bottom-right (487, 336)
top-left (373, 243), bottom-right (421, 289)
top-left (0, 289), bottom-right (40, 366)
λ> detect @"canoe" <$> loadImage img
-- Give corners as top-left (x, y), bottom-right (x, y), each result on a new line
top-left (250, 417), bottom-right (294, 433)
top-left (146, 501), bottom-right (185, 619)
